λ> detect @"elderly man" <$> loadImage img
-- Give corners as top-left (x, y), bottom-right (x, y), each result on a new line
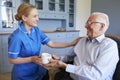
top-left (43, 12), bottom-right (119, 80)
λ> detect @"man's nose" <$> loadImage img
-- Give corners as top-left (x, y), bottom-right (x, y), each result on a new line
top-left (85, 25), bottom-right (90, 28)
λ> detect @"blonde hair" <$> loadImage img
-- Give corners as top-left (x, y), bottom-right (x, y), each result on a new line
top-left (15, 3), bottom-right (36, 21)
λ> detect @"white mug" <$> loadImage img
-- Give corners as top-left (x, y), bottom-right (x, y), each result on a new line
top-left (42, 53), bottom-right (52, 64)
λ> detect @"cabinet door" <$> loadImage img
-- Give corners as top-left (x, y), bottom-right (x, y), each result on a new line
top-left (50, 33), bottom-right (67, 56)
top-left (69, 0), bottom-right (75, 27)
top-left (66, 0), bottom-right (76, 30)
top-left (19, 0), bottom-right (30, 3)
top-left (66, 32), bottom-right (79, 41)
top-left (48, 0), bottom-right (67, 13)
top-left (65, 32), bottom-right (79, 55)
top-left (48, 0), bottom-right (56, 12)
top-left (41, 32), bottom-right (79, 56)
top-left (0, 0), bottom-right (17, 33)
top-left (0, 35), bottom-right (13, 73)
top-left (0, 36), bottom-right (2, 73)
top-left (35, 0), bottom-right (48, 12)
top-left (57, 0), bottom-right (66, 13)
top-left (16, 0), bottom-right (33, 8)
top-left (35, 0), bottom-right (43, 10)
top-left (41, 33), bottom-right (67, 56)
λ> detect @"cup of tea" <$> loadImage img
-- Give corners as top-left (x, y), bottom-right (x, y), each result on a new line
top-left (41, 53), bottom-right (52, 64)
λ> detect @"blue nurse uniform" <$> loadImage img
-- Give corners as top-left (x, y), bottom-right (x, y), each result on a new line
top-left (8, 23), bottom-right (50, 80)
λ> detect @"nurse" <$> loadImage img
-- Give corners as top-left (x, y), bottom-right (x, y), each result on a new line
top-left (8, 3), bottom-right (79, 80)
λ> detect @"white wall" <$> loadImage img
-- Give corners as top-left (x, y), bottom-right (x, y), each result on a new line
top-left (75, 0), bottom-right (91, 36)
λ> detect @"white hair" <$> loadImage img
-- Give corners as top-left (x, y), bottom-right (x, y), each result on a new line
top-left (91, 12), bottom-right (109, 32)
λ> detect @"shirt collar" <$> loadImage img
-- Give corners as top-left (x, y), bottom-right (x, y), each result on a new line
top-left (19, 22), bottom-right (35, 34)
top-left (86, 34), bottom-right (105, 43)
top-left (96, 34), bottom-right (105, 43)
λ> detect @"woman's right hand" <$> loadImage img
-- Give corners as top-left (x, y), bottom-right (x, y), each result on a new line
top-left (31, 56), bottom-right (41, 64)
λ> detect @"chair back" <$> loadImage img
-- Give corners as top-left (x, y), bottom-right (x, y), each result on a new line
top-left (105, 34), bottom-right (120, 80)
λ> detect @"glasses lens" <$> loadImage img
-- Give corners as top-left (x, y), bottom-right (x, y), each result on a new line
top-left (86, 21), bottom-right (103, 25)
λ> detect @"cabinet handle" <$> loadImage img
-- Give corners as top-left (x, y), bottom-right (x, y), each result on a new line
top-left (72, 34), bottom-right (74, 36)
top-left (57, 35), bottom-right (60, 37)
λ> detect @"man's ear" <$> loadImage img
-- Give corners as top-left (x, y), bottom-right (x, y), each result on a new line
top-left (100, 23), bottom-right (105, 31)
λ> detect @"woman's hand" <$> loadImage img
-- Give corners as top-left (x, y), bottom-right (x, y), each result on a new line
top-left (31, 56), bottom-right (41, 64)
top-left (43, 59), bottom-right (67, 69)
top-left (70, 37), bottom-right (82, 46)
top-left (47, 37), bottom-right (82, 48)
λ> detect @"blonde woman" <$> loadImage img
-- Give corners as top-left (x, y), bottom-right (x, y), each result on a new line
top-left (8, 3), bottom-right (79, 80)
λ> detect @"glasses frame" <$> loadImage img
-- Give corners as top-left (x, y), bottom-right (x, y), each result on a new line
top-left (86, 21), bottom-right (104, 25)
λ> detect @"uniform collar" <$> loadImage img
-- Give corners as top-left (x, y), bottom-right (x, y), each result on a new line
top-left (19, 22), bottom-right (35, 34)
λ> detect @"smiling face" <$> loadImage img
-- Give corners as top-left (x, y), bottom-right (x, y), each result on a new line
top-left (85, 14), bottom-right (107, 39)
top-left (15, 3), bottom-right (39, 31)
top-left (22, 8), bottom-right (39, 28)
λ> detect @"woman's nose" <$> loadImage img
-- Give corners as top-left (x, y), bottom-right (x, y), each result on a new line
top-left (36, 17), bottom-right (39, 21)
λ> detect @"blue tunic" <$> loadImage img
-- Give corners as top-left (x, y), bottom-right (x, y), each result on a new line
top-left (8, 23), bottom-right (50, 80)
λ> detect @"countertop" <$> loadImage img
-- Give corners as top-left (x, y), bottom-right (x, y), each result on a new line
top-left (43, 30), bottom-right (80, 33)
top-left (0, 30), bottom-right (80, 35)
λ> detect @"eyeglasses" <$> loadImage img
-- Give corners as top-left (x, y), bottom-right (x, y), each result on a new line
top-left (86, 21), bottom-right (103, 25)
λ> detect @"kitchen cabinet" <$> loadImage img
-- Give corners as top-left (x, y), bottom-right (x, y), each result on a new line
top-left (37, 0), bottom-right (68, 20)
top-left (15, 0), bottom-right (68, 19)
top-left (0, 0), bottom-right (76, 33)
top-left (16, 0), bottom-right (76, 28)
top-left (41, 31), bottom-right (79, 56)
top-left (37, 0), bottom-right (76, 31)
top-left (35, 0), bottom-right (67, 13)
top-left (0, 0), bottom-right (17, 33)
top-left (36, 0), bottom-right (76, 30)
top-left (0, 34), bottom-right (13, 73)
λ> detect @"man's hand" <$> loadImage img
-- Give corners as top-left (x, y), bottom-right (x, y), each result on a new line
top-left (51, 54), bottom-right (61, 60)
top-left (43, 59), bottom-right (67, 69)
